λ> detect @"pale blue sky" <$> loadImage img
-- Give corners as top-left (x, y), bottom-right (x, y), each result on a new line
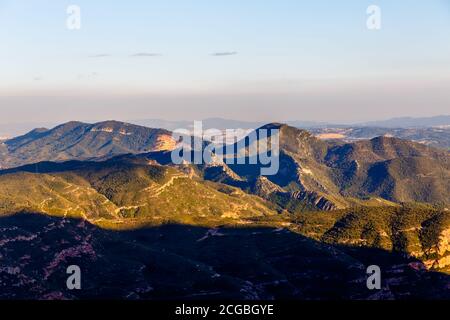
top-left (0, 0), bottom-right (449, 123)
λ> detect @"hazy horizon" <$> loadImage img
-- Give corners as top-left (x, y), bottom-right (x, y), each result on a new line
top-left (1, 114), bottom-right (450, 141)
top-left (1, 112), bottom-right (449, 127)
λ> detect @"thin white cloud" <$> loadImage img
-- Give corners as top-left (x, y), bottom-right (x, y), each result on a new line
top-left (211, 51), bottom-right (238, 56)
top-left (89, 54), bottom-right (111, 58)
top-left (131, 53), bottom-right (163, 57)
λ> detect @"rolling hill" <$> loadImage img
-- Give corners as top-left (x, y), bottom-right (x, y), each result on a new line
top-left (218, 124), bottom-right (450, 208)
top-left (0, 121), bottom-right (176, 169)
top-left (0, 156), bottom-right (277, 227)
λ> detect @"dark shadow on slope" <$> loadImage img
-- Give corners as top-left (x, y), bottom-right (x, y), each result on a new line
top-left (0, 213), bottom-right (448, 300)
top-left (0, 151), bottom-right (172, 176)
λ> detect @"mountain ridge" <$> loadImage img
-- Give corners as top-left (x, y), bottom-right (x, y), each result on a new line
top-left (0, 120), bottom-right (448, 210)
top-left (222, 123), bottom-right (450, 208)
top-left (0, 120), bottom-right (176, 169)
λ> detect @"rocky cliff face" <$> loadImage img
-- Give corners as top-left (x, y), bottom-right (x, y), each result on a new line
top-left (250, 176), bottom-right (284, 198)
top-left (423, 228), bottom-right (450, 271)
top-left (291, 190), bottom-right (338, 211)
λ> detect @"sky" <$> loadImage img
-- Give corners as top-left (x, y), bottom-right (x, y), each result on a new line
top-left (0, 0), bottom-right (449, 125)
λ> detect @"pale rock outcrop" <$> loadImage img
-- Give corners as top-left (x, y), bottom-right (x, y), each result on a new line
top-left (423, 228), bottom-right (450, 270)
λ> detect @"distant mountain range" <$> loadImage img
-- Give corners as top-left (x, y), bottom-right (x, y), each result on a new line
top-left (359, 115), bottom-right (450, 128)
top-left (311, 126), bottom-right (450, 150)
top-left (132, 115), bottom-right (450, 130)
top-left (131, 118), bottom-right (330, 131)
top-left (2, 115), bottom-right (449, 139)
